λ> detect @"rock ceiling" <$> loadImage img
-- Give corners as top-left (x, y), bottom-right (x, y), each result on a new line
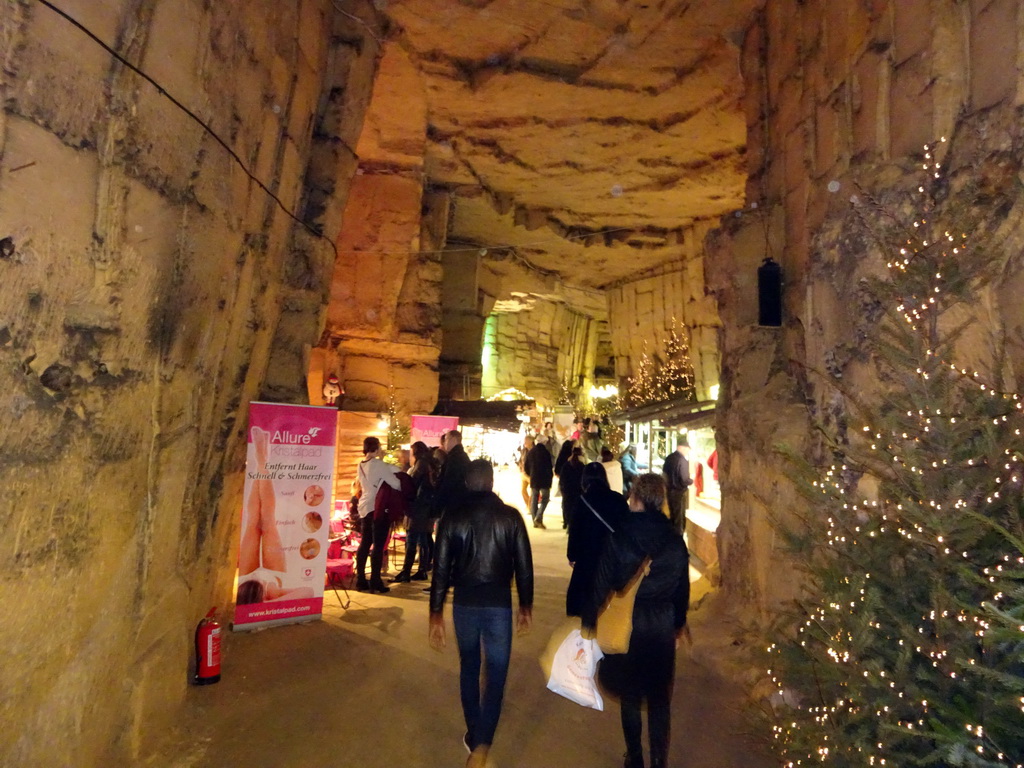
top-left (379, 0), bottom-right (760, 291)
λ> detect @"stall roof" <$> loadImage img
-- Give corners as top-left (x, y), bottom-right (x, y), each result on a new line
top-left (431, 399), bottom-right (532, 432)
top-left (611, 399), bottom-right (716, 430)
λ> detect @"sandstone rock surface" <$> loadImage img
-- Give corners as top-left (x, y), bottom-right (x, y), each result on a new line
top-left (378, 0), bottom-right (758, 289)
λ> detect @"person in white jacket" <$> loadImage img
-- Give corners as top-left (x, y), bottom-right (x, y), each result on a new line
top-left (354, 436), bottom-right (402, 593)
top-left (600, 446), bottom-right (624, 495)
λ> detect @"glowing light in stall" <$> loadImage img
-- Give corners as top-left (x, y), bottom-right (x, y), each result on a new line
top-left (486, 387), bottom-right (532, 402)
top-left (481, 315), bottom-right (497, 375)
top-left (589, 384), bottom-right (619, 399)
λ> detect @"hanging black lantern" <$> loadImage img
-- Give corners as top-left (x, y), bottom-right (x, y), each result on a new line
top-left (757, 256), bottom-right (782, 327)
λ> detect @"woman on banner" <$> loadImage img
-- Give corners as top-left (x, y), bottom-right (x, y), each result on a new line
top-left (236, 426), bottom-right (313, 604)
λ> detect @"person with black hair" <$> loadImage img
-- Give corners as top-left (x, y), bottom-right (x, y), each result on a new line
top-left (429, 459), bottom-right (534, 768)
top-left (556, 445), bottom-right (585, 530)
top-left (524, 434), bottom-right (554, 529)
top-left (565, 461), bottom-right (627, 617)
top-left (434, 429), bottom-right (470, 519)
top-left (553, 433), bottom-right (575, 475)
top-left (354, 435), bottom-right (402, 593)
top-left (662, 437), bottom-right (692, 535)
top-left (392, 440), bottom-right (437, 583)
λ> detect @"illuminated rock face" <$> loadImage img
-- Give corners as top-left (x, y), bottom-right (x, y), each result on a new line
top-left (317, 45), bottom-right (442, 416)
top-left (377, 0), bottom-right (758, 289)
top-left (342, 1), bottom-right (758, 409)
top-left (709, 0), bottom-right (1024, 614)
top-left (7, 0), bottom-right (1024, 764)
top-left (0, 2), bottom-right (383, 764)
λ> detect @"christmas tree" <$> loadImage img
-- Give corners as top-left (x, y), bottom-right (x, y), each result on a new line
top-left (623, 340), bottom-right (658, 408)
top-left (766, 141), bottom-right (1024, 768)
top-left (660, 318), bottom-right (697, 401)
top-left (559, 373), bottom-right (579, 408)
top-left (384, 387), bottom-right (409, 465)
top-left (623, 320), bottom-right (696, 408)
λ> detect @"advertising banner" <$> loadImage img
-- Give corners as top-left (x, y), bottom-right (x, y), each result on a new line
top-left (234, 402), bottom-right (337, 631)
top-left (410, 414), bottom-right (459, 447)
top-left (552, 411), bottom-right (576, 442)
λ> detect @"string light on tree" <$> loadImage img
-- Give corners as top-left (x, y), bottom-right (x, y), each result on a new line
top-left (623, 318), bottom-right (696, 408)
top-left (764, 139), bottom-right (1024, 768)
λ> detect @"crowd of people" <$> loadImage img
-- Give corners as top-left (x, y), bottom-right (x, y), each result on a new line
top-left (348, 424), bottom-right (692, 768)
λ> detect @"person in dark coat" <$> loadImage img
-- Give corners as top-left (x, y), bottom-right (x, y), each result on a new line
top-left (661, 437), bottom-right (692, 535)
top-left (429, 460), bottom-right (534, 768)
top-left (565, 461), bottom-right (627, 617)
top-left (392, 441), bottom-right (436, 582)
top-left (557, 446), bottom-right (585, 530)
top-left (433, 429), bottom-right (470, 519)
top-left (523, 435), bottom-right (554, 528)
top-left (553, 436), bottom-right (575, 476)
top-left (582, 473), bottom-right (690, 768)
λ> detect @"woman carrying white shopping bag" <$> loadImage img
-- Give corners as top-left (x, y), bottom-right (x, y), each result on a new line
top-left (581, 474), bottom-right (690, 768)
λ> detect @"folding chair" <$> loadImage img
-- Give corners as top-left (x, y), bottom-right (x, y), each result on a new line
top-left (325, 537), bottom-right (357, 609)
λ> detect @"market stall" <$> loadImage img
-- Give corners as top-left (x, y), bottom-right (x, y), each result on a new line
top-left (431, 398), bottom-right (533, 467)
top-left (610, 399), bottom-right (719, 578)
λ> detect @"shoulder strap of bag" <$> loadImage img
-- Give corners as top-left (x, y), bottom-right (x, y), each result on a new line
top-left (359, 460), bottom-right (383, 492)
top-left (581, 495), bottom-right (615, 533)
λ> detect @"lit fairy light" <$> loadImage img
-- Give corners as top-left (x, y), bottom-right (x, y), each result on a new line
top-left (767, 139), bottom-right (1024, 768)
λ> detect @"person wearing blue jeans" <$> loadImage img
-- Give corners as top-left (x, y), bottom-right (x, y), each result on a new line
top-left (429, 459), bottom-right (534, 768)
top-left (529, 486), bottom-right (550, 527)
top-left (453, 605), bottom-right (512, 750)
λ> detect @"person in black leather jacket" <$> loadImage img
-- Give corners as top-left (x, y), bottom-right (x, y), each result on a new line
top-left (429, 459), bottom-right (534, 768)
top-left (433, 429), bottom-right (471, 518)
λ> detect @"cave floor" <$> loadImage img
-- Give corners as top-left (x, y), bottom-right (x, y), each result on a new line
top-left (148, 473), bottom-right (776, 768)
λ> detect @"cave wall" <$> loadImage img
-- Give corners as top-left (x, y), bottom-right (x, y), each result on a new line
top-left (438, 247), bottom-right (488, 401)
top-left (321, 43), bottom-right (441, 418)
top-left (481, 299), bottom-right (600, 404)
top-left (606, 221), bottom-right (721, 401)
top-left (438, 248), bottom-right (609, 405)
top-left (712, 0), bottom-right (1024, 612)
top-left (0, 1), bottom-right (382, 764)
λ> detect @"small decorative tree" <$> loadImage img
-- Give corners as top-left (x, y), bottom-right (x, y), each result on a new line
top-left (622, 341), bottom-right (658, 408)
top-left (622, 320), bottom-right (696, 408)
top-left (660, 319), bottom-right (697, 402)
top-left (384, 387), bottom-right (409, 466)
top-left (559, 373), bottom-right (579, 408)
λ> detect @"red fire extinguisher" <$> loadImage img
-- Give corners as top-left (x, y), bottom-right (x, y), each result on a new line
top-left (194, 607), bottom-right (221, 685)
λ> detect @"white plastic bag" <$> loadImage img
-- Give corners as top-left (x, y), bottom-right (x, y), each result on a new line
top-left (544, 627), bottom-right (604, 711)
